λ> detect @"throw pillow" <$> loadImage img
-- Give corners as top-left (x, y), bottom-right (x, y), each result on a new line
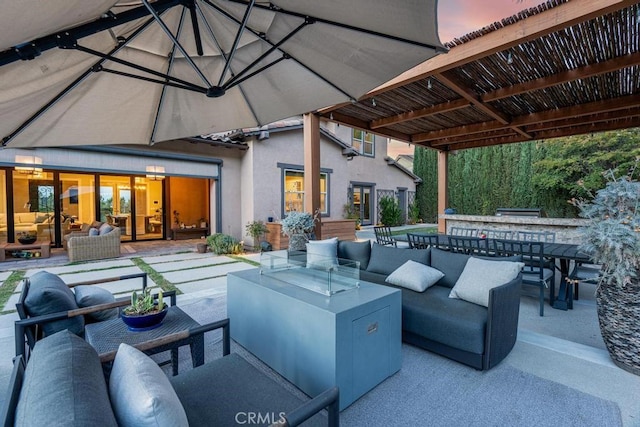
top-left (449, 257), bottom-right (524, 307)
top-left (306, 237), bottom-right (339, 269)
top-left (385, 260), bottom-right (444, 292)
top-left (23, 271), bottom-right (84, 336)
top-left (366, 243), bottom-right (430, 276)
top-left (337, 240), bottom-right (371, 270)
top-left (109, 343), bottom-right (189, 427)
top-left (14, 330), bottom-right (118, 426)
top-left (74, 285), bottom-right (119, 321)
top-left (89, 227), bottom-right (100, 236)
top-left (91, 220), bottom-right (103, 229)
top-left (98, 223), bottom-right (114, 235)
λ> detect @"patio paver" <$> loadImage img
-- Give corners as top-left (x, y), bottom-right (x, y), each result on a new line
top-left (162, 262), bottom-right (253, 283)
top-left (175, 276), bottom-right (227, 295)
top-left (151, 256), bottom-right (237, 273)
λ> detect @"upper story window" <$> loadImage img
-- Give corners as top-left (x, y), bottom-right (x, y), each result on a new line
top-left (284, 170), bottom-right (328, 215)
top-left (352, 129), bottom-right (375, 157)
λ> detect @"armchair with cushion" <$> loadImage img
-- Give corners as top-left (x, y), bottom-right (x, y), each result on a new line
top-left (3, 329), bottom-right (340, 427)
top-left (15, 270), bottom-right (149, 356)
top-left (66, 225), bottom-right (121, 262)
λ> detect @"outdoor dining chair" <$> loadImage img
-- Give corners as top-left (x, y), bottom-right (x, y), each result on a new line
top-left (482, 229), bottom-right (514, 239)
top-left (448, 226), bottom-right (479, 237)
top-left (406, 233), bottom-right (441, 249)
top-left (492, 239), bottom-right (554, 316)
top-left (447, 235), bottom-right (489, 256)
top-left (567, 263), bottom-right (602, 301)
top-left (514, 230), bottom-right (557, 283)
top-left (374, 226), bottom-right (397, 247)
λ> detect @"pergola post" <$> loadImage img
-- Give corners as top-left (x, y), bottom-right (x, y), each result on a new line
top-left (437, 150), bottom-right (448, 234)
top-left (303, 113), bottom-right (321, 238)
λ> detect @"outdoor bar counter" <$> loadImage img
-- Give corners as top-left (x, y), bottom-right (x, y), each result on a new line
top-left (440, 214), bottom-right (589, 244)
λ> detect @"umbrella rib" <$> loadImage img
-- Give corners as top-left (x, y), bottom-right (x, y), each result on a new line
top-left (2, 16), bottom-right (161, 146)
top-left (100, 68), bottom-right (206, 93)
top-left (217, 0), bottom-right (255, 87)
top-left (229, 0), bottom-right (447, 53)
top-left (225, 56), bottom-right (286, 91)
top-left (151, 6), bottom-right (189, 144)
top-left (202, 0), bottom-right (356, 100)
top-left (194, 2), bottom-right (261, 125)
top-left (224, 20), bottom-right (308, 89)
top-left (187, 2), bottom-right (204, 56)
top-left (141, 0), bottom-right (212, 87)
top-left (74, 45), bottom-right (205, 92)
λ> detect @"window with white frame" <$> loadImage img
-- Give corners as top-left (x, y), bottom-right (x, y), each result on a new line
top-left (284, 170), bottom-right (328, 214)
top-left (352, 129), bottom-right (375, 157)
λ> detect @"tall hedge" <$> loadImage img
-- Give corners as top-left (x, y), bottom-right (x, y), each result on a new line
top-left (412, 128), bottom-right (640, 219)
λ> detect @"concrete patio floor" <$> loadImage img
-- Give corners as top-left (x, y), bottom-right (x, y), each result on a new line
top-left (0, 234), bottom-right (638, 425)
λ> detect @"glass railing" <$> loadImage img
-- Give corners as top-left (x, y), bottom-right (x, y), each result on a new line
top-left (260, 250), bottom-right (360, 296)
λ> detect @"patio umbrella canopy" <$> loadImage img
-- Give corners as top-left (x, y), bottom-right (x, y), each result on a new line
top-left (0, 0), bottom-right (445, 147)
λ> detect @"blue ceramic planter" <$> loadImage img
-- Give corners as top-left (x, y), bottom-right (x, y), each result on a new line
top-left (121, 305), bottom-right (168, 331)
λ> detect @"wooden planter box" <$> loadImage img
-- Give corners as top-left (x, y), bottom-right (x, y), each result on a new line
top-left (265, 220), bottom-right (356, 250)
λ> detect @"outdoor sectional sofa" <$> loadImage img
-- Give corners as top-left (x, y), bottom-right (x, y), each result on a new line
top-left (3, 328), bottom-right (339, 427)
top-left (333, 240), bottom-right (523, 371)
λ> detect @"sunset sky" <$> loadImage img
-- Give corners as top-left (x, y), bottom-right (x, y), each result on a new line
top-left (437, 0), bottom-right (541, 43)
top-left (387, 0), bottom-right (543, 158)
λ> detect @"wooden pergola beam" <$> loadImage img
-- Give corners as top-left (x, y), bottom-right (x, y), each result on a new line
top-left (438, 116), bottom-right (640, 151)
top-left (369, 0), bottom-right (638, 96)
top-left (370, 98), bottom-right (469, 129)
top-left (419, 93), bottom-right (640, 144)
top-left (482, 51), bottom-right (640, 102)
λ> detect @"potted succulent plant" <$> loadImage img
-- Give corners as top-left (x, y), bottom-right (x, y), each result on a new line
top-left (573, 162), bottom-right (640, 375)
top-left (121, 288), bottom-right (168, 331)
top-left (280, 211), bottom-right (317, 251)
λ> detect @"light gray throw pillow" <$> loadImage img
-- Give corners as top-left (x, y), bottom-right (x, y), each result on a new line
top-left (386, 260), bottom-right (444, 292)
top-left (449, 257), bottom-right (524, 307)
top-left (306, 237), bottom-right (338, 268)
top-left (109, 343), bottom-right (189, 427)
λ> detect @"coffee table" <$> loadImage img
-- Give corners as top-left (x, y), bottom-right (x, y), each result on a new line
top-left (228, 268), bottom-right (402, 410)
top-left (0, 240), bottom-right (50, 261)
top-left (84, 306), bottom-right (203, 375)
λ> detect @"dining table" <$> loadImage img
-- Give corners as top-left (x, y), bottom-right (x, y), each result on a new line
top-left (396, 233), bottom-right (593, 311)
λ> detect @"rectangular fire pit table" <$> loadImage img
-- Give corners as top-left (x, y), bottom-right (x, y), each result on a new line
top-left (228, 267), bottom-right (402, 410)
top-left (84, 306), bottom-right (204, 375)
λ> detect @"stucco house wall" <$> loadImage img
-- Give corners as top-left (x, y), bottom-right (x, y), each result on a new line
top-left (245, 120), bottom-right (417, 241)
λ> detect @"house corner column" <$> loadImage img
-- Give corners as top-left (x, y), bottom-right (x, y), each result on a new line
top-left (303, 113), bottom-right (321, 238)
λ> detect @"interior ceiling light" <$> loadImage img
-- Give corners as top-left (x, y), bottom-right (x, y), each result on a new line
top-left (145, 165), bottom-right (165, 181)
top-left (427, 78), bottom-right (432, 90)
top-left (507, 52), bottom-right (514, 65)
top-left (371, 98), bottom-right (376, 107)
top-left (14, 154), bottom-right (43, 175)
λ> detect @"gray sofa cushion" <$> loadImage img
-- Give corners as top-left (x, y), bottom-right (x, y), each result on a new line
top-left (337, 240), bottom-right (371, 270)
top-left (170, 353), bottom-right (326, 426)
top-left (74, 285), bottom-right (119, 322)
top-left (14, 330), bottom-right (118, 427)
top-left (360, 270), bottom-right (388, 285)
top-left (401, 285), bottom-right (488, 355)
top-left (366, 243), bottom-right (430, 275)
top-left (24, 271), bottom-right (84, 336)
top-left (429, 248), bottom-right (471, 289)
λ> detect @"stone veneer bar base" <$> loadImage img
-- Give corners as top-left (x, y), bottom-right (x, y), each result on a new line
top-left (441, 214), bottom-right (589, 244)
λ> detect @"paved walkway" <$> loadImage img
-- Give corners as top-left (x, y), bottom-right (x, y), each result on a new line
top-left (0, 236), bottom-right (638, 425)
